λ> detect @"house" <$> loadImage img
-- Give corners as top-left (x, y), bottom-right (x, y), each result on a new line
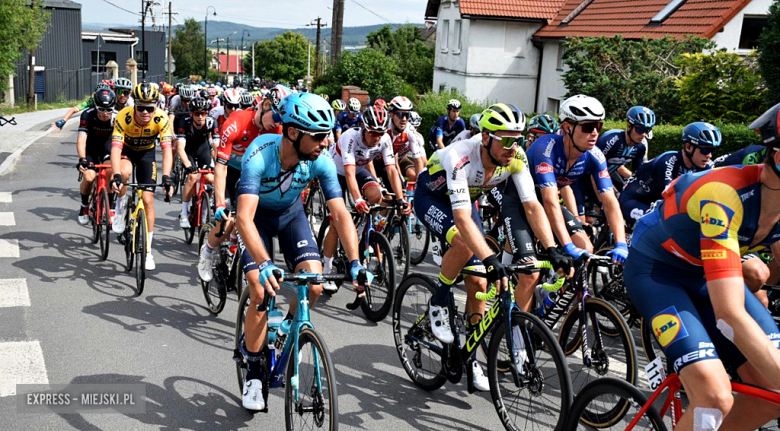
top-left (425, 0), bottom-right (772, 115)
top-left (97, 28), bottom-right (167, 82)
top-left (82, 31), bottom-right (138, 75)
top-left (215, 54), bottom-right (244, 81)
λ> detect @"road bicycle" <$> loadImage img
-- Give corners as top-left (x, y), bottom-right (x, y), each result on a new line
top-left (233, 270), bottom-right (362, 430)
top-left (302, 178), bottom-right (327, 236)
top-left (198, 215), bottom-right (242, 315)
top-left (374, 193), bottom-right (410, 283)
top-left (181, 168), bottom-right (213, 245)
top-left (407, 189), bottom-right (430, 266)
top-left (393, 260), bottom-right (573, 431)
top-left (79, 163), bottom-right (112, 261)
top-left (171, 154), bottom-right (185, 196)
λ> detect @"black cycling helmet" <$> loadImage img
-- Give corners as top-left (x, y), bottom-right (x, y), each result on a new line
top-left (749, 102), bottom-right (780, 147)
top-left (189, 97), bottom-right (210, 112)
top-left (93, 89), bottom-right (116, 110)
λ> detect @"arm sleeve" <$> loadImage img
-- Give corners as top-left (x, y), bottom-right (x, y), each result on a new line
top-left (528, 141), bottom-right (557, 189)
top-left (589, 148), bottom-right (614, 194)
top-left (236, 143), bottom-right (265, 196)
top-left (339, 133), bottom-right (356, 166)
top-left (78, 110), bottom-right (91, 136)
top-left (697, 187), bottom-right (744, 282)
top-left (442, 150), bottom-right (472, 210)
top-left (216, 118), bottom-right (235, 165)
top-left (174, 116), bottom-right (187, 142)
top-left (632, 144), bottom-right (647, 170)
top-left (407, 128), bottom-right (425, 159)
top-left (111, 113), bottom-right (127, 150)
top-left (158, 113), bottom-right (174, 150)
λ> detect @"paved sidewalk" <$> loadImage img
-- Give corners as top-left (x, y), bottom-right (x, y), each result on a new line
top-left (0, 107), bottom-right (72, 176)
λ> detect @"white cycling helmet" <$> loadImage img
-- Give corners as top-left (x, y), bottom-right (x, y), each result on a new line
top-left (559, 95), bottom-right (605, 123)
top-left (348, 97), bottom-right (361, 113)
top-left (388, 96), bottom-right (413, 112)
top-left (222, 88), bottom-right (241, 105)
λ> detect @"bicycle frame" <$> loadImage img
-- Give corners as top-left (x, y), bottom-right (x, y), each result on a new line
top-left (89, 164), bottom-right (112, 222)
top-left (192, 169), bottom-right (213, 228)
top-left (127, 187), bottom-right (150, 255)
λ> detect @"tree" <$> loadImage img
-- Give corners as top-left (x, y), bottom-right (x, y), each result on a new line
top-left (0, 0), bottom-right (49, 94)
top-left (758, 0), bottom-right (780, 106)
top-left (171, 18), bottom-right (205, 79)
top-left (366, 25), bottom-right (434, 93)
top-left (250, 31), bottom-right (308, 83)
top-left (314, 49), bottom-right (404, 99)
top-left (562, 36), bottom-right (712, 122)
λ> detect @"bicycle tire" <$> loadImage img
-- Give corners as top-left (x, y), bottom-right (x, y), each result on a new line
top-left (90, 189), bottom-right (100, 244)
top-left (285, 327), bottom-right (339, 431)
top-left (640, 317), bottom-right (670, 374)
top-left (199, 223), bottom-right (227, 315)
top-left (183, 197), bottom-right (196, 244)
top-left (385, 218), bottom-right (410, 282)
top-left (558, 297), bottom-right (638, 427)
top-left (485, 234), bottom-right (502, 256)
top-left (564, 377), bottom-right (667, 431)
top-left (99, 188), bottom-right (111, 261)
top-left (124, 199), bottom-right (135, 272)
top-left (172, 156), bottom-right (182, 196)
top-left (135, 209), bottom-right (147, 296)
top-left (359, 231), bottom-right (396, 322)
top-left (234, 287), bottom-right (251, 392)
top-left (392, 274), bottom-right (447, 391)
top-left (408, 217), bottom-right (429, 265)
top-left (488, 310), bottom-right (573, 431)
top-left (589, 246), bottom-right (638, 330)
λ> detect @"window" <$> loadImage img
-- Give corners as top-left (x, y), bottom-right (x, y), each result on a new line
top-left (441, 20), bottom-right (450, 52)
top-left (453, 20), bottom-right (462, 53)
top-left (556, 43), bottom-right (565, 71)
top-left (439, 83), bottom-right (447, 92)
top-left (650, 0), bottom-right (687, 24)
top-left (91, 51), bottom-right (117, 74)
top-left (136, 50), bottom-right (148, 71)
top-left (547, 98), bottom-right (560, 114)
top-left (739, 16), bottom-right (768, 50)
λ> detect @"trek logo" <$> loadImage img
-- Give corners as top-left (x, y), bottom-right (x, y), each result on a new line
top-left (536, 162), bottom-right (554, 174)
top-left (700, 201), bottom-right (733, 240)
top-left (651, 306), bottom-right (689, 347)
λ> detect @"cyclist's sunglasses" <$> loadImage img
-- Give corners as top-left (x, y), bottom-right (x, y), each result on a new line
top-left (697, 145), bottom-right (716, 155)
top-left (634, 125), bottom-right (652, 134)
top-left (225, 103), bottom-right (240, 110)
top-left (297, 128), bottom-right (329, 142)
top-left (394, 111), bottom-right (411, 119)
top-left (367, 130), bottom-right (385, 137)
top-left (116, 89), bottom-right (131, 96)
top-left (578, 121), bottom-right (603, 134)
top-left (191, 110), bottom-right (207, 117)
top-left (135, 105), bottom-right (155, 113)
top-left (488, 133), bottom-right (524, 149)
top-left (96, 107), bottom-right (114, 114)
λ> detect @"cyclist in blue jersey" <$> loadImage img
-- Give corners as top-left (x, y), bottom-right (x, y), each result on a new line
top-left (235, 93), bottom-right (369, 411)
top-left (515, 95), bottom-right (628, 261)
top-left (596, 106), bottom-right (654, 192)
top-left (428, 99), bottom-right (466, 151)
top-left (623, 103), bottom-right (780, 431)
top-left (714, 145), bottom-right (767, 168)
top-left (620, 121), bottom-right (719, 223)
top-left (333, 97), bottom-right (362, 141)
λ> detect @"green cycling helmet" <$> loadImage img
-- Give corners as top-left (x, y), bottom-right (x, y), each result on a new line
top-left (527, 114), bottom-right (559, 135)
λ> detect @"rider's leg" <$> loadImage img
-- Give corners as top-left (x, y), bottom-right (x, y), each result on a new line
top-left (79, 169), bottom-right (97, 203)
top-left (281, 206), bottom-right (324, 316)
top-left (676, 361), bottom-right (733, 431)
top-left (501, 194), bottom-right (542, 312)
top-left (287, 259), bottom-right (323, 319)
top-left (181, 172), bottom-right (198, 218)
top-left (244, 267), bottom-right (268, 381)
top-left (563, 205), bottom-right (593, 253)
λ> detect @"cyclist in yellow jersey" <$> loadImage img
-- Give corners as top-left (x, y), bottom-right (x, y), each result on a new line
top-left (110, 82), bottom-right (175, 271)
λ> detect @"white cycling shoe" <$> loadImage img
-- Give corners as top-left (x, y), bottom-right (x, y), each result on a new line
top-left (428, 302), bottom-right (454, 344)
top-left (112, 207), bottom-right (126, 234)
top-left (179, 213), bottom-right (191, 229)
top-left (198, 245), bottom-right (214, 282)
top-left (471, 361), bottom-right (490, 392)
top-left (145, 253), bottom-right (156, 271)
top-left (242, 379), bottom-right (265, 411)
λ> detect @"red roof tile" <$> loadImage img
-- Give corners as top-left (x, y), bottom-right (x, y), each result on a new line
top-left (216, 54), bottom-right (244, 74)
top-left (534, 0), bottom-right (752, 39)
top-left (460, 0), bottom-right (567, 20)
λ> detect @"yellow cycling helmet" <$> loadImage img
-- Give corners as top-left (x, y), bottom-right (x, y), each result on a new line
top-left (479, 103), bottom-right (526, 133)
top-left (132, 82), bottom-right (159, 104)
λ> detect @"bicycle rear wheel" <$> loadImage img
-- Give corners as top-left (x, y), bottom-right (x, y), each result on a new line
top-left (385, 217), bottom-right (410, 282)
top-left (135, 209), bottom-right (147, 296)
top-left (172, 156), bottom-right (182, 196)
top-left (488, 310), bottom-right (573, 431)
top-left (565, 377), bottom-right (667, 431)
top-left (90, 189), bottom-right (100, 244)
top-left (99, 188), bottom-right (111, 261)
top-left (124, 200), bottom-right (135, 272)
top-left (285, 327), bottom-right (338, 431)
top-left (359, 231), bottom-right (396, 322)
top-left (408, 216), bottom-right (429, 265)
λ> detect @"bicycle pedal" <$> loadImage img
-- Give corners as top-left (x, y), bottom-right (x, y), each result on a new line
top-left (232, 349), bottom-right (245, 364)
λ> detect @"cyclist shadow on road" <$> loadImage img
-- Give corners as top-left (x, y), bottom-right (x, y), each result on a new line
top-left (57, 373), bottom-right (251, 431)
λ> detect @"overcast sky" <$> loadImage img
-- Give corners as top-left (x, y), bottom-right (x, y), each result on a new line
top-left (77, 0), bottom-right (428, 29)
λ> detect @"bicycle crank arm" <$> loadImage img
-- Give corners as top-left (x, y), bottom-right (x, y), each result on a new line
top-left (346, 291), bottom-right (364, 310)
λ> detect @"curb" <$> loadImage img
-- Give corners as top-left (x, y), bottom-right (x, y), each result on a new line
top-left (0, 125), bottom-right (57, 177)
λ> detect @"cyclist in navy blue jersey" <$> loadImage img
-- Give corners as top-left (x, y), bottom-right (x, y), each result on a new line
top-left (714, 145), bottom-right (767, 168)
top-left (333, 97), bottom-right (362, 141)
top-left (428, 99), bottom-right (466, 151)
top-left (596, 106), bottom-right (654, 191)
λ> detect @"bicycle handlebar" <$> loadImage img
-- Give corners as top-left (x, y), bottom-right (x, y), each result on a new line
top-left (121, 182), bottom-right (171, 203)
top-left (474, 261), bottom-right (565, 301)
top-left (273, 269), bottom-right (348, 286)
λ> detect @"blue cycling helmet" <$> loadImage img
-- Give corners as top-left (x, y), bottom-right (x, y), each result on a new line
top-left (682, 122), bottom-right (722, 147)
top-left (279, 92), bottom-right (335, 132)
top-left (627, 106), bottom-right (656, 128)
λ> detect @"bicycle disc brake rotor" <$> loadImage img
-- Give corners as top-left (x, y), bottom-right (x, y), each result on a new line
top-left (310, 385), bottom-right (325, 427)
top-left (593, 348), bottom-right (610, 375)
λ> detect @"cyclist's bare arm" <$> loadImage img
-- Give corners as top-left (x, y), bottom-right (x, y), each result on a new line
top-left (523, 199), bottom-right (556, 249)
top-left (326, 197), bottom-right (360, 262)
top-left (560, 185), bottom-right (579, 218)
top-left (453, 207), bottom-right (495, 261)
top-left (177, 139), bottom-right (190, 168)
top-left (236, 194), bottom-right (271, 265)
top-left (343, 164), bottom-right (363, 204)
top-left (540, 186), bottom-right (575, 246)
top-left (76, 133), bottom-right (87, 159)
top-left (214, 163), bottom-right (227, 208)
top-left (617, 165), bottom-right (632, 178)
top-left (436, 135), bottom-right (445, 150)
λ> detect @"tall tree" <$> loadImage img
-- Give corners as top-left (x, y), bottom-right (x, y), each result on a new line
top-left (366, 25), bottom-right (433, 93)
top-left (758, 0), bottom-right (780, 106)
top-left (0, 0), bottom-right (49, 93)
top-left (251, 31), bottom-right (309, 83)
top-left (171, 18), bottom-right (206, 79)
top-left (317, 48), bottom-right (403, 98)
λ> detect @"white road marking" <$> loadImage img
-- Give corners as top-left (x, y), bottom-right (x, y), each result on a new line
top-left (0, 279), bottom-right (30, 308)
top-left (0, 193), bottom-right (11, 203)
top-left (0, 212), bottom-right (15, 226)
top-left (0, 341), bottom-right (49, 397)
top-left (0, 239), bottom-right (19, 258)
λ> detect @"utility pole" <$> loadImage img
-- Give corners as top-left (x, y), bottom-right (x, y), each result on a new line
top-left (330, 0), bottom-right (344, 65)
top-left (140, 0), bottom-right (154, 81)
top-left (27, 2), bottom-right (35, 106)
top-left (165, 2), bottom-right (176, 83)
top-left (310, 18), bottom-right (326, 77)
top-left (251, 41), bottom-right (255, 80)
top-left (204, 6), bottom-right (216, 82)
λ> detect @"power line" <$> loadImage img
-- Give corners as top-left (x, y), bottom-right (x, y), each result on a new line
top-left (175, 6), bottom-right (304, 27)
top-left (99, 0), bottom-right (140, 16)
top-left (347, 0), bottom-right (392, 24)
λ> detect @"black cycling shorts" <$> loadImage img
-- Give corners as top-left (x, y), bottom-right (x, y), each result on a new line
top-left (186, 143), bottom-right (214, 171)
top-left (121, 147), bottom-right (157, 191)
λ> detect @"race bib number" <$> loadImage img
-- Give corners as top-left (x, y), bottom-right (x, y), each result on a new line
top-left (644, 357), bottom-right (666, 390)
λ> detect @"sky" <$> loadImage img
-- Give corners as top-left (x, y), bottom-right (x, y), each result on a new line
top-left (77, 0), bottom-right (428, 29)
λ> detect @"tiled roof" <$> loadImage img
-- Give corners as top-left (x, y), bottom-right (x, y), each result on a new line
top-left (534, 0), bottom-right (752, 39)
top-left (216, 54), bottom-right (244, 74)
top-left (460, 0), bottom-right (567, 20)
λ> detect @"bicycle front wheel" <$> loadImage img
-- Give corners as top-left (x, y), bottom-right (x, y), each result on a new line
top-left (234, 287), bottom-right (251, 392)
top-left (134, 209), bottom-right (147, 296)
top-left (285, 327), bottom-right (338, 431)
top-left (488, 310), bottom-right (573, 431)
top-left (408, 216), bottom-right (429, 265)
top-left (99, 188), bottom-right (111, 261)
top-left (565, 377), bottom-right (667, 431)
top-left (199, 223), bottom-right (227, 315)
top-left (385, 218), bottom-right (410, 282)
top-left (359, 231), bottom-right (396, 322)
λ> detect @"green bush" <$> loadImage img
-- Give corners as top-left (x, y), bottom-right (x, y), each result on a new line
top-left (414, 90), bottom-right (488, 146)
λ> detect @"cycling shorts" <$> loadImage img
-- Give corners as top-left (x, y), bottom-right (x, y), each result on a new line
top-left (240, 200), bottom-right (320, 274)
top-left (372, 157), bottom-right (415, 191)
top-left (337, 171), bottom-right (379, 200)
top-left (413, 183), bottom-right (483, 269)
top-left (499, 189), bottom-right (539, 263)
top-left (226, 165), bottom-right (240, 211)
top-left (84, 152), bottom-right (110, 168)
top-left (121, 147), bottom-right (157, 191)
top-left (620, 193), bottom-right (651, 224)
top-left (186, 143), bottom-right (214, 172)
top-left (625, 248), bottom-right (780, 374)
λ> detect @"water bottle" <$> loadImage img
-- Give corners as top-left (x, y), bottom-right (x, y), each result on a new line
top-left (267, 309), bottom-right (284, 349)
top-left (536, 286), bottom-right (558, 317)
top-left (274, 319), bottom-right (291, 351)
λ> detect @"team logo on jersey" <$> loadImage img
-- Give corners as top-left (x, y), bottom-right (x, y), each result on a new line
top-left (599, 169), bottom-right (610, 179)
top-left (536, 162), bottom-right (554, 174)
top-left (651, 306), bottom-right (689, 347)
top-left (700, 200), bottom-right (733, 239)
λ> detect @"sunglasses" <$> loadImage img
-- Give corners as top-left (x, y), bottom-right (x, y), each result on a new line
top-left (225, 103), bottom-right (240, 110)
top-left (297, 128), bottom-right (329, 142)
top-left (135, 105), bottom-right (155, 113)
top-left (192, 111), bottom-right (207, 117)
top-left (488, 133), bottom-right (524, 149)
top-left (578, 121), bottom-right (604, 134)
top-left (367, 130), bottom-right (385, 137)
top-left (117, 89), bottom-right (131, 96)
top-left (696, 145), bottom-right (716, 155)
top-left (394, 112), bottom-right (411, 119)
top-left (634, 125), bottom-right (652, 134)
top-left (97, 107), bottom-right (114, 114)
top-left (182, 98), bottom-right (191, 103)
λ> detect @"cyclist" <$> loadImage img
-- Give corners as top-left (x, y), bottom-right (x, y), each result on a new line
top-left (520, 95), bottom-right (628, 258)
top-left (110, 83), bottom-right (175, 271)
top-left (175, 97), bottom-right (218, 228)
top-left (239, 91), bottom-right (254, 110)
top-left (596, 106), bottom-right (654, 192)
top-left (168, 85), bottom-right (194, 124)
top-left (333, 97), bottom-right (362, 141)
top-left (53, 82), bottom-right (112, 129)
top-left (714, 144), bottom-right (767, 167)
top-left (113, 78), bottom-right (134, 111)
top-left (428, 99), bottom-right (466, 151)
top-left (452, 114), bottom-right (481, 143)
top-left (236, 93), bottom-right (370, 411)
top-left (409, 111), bottom-right (422, 130)
top-left (209, 88), bottom-right (242, 131)
top-left (331, 99), bottom-right (347, 136)
top-left (525, 114), bottom-right (558, 148)
top-left (623, 103), bottom-right (780, 431)
top-left (76, 89), bottom-right (117, 225)
top-left (619, 121), bottom-right (718, 224)
top-left (197, 85), bottom-right (284, 282)
top-left (320, 105), bottom-right (410, 292)
top-left (372, 96), bottom-right (427, 189)
top-left (415, 103), bottom-right (571, 390)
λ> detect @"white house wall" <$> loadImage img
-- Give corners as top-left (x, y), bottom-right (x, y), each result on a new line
top-left (536, 41), bottom-right (566, 115)
top-left (710, 0), bottom-right (772, 52)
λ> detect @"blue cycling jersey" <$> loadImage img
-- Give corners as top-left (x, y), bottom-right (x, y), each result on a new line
top-left (334, 111), bottom-right (362, 132)
top-left (621, 150), bottom-right (712, 207)
top-left (713, 145), bottom-right (767, 167)
top-left (428, 115), bottom-right (466, 148)
top-left (596, 129), bottom-right (647, 173)
top-left (525, 134), bottom-right (613, 192)
top-left (237, 134), bottom-right (342, 213)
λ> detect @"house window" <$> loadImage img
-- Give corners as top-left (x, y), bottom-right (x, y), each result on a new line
top-left (739, 16), bottom-right (768, 50)
top-left (136, 50), bottom-right (148, 71)
top-left (547, 98), bottom-right (560, 114)
top-left (441, 20), bottom-right (450, 52)
top-left (91, 51), bottom-right (117, 74)
top-left (453, 20), bottom-right (462, 53)
top-left (556, 44), bottom-right (565, 71)
top-left (439, 83), bottom-right (447, 92)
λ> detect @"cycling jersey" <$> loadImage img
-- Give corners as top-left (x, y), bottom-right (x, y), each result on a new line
top-left (76, 97), bottom-right (94, 111)
top-left (386, 123), bottom-right (425, 159)
top-left (330, 127), bottom-right (395, 176)
top-left (237, 134), bottom-right (342, 213)
top-left (208, 106), bottom-right (230, 131)
top-left (78, 108), bottom-right (115, 161)
top-left (211, 98), bottom-right (221, 109)
top-left (111, 106), bottom-right (174, 151)
top-left (596, 129), bottom-right (647, 173)
top-left (526, 134), bottom-right (613, 192)
top-left (428, 115), bottom-right (466, 150)
top-left (334, 111), bottom-right (361, 132)
top-left (167, 95), bottom-right (187, 117)
top-left (174, 115), bottom-right (218, 153)
top-left (216, 109), bottom-right (282, 170)
top-left (713, 145), bottom-right (767, 167)
top-left (420, 135), bottom-right (536, 210)
top-left (451, 129), bottom-right (474, 143)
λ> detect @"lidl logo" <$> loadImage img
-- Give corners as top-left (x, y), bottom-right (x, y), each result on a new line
top-left (700, 201), bottom-right (732, 239)
top-left (651, 306), bottom-right (689, 347)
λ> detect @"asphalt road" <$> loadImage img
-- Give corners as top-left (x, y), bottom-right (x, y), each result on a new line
top-left (0, 122), bottom-right (512, 430)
